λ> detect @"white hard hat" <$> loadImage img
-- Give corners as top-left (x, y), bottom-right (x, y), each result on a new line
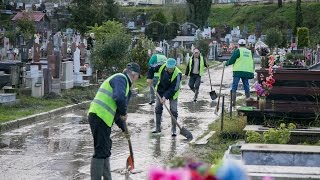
top-left (238, 39), bottom-right (246, 45)
top-left (155, 47), bottom-right (163, 53)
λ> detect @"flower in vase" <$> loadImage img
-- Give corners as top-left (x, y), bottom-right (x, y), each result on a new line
top-left (255, 55), bottom-right (276, 97)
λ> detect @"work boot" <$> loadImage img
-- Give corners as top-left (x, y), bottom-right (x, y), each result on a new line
top-left (231, 92), bottom-right (237, 107)
top-left (171, 116), bottom-right (177, 137)
top-left (90, 158), bottom-right (104, 180)
top-left (152, 113), bottom-right (162, 133)
top-left (148, 100), bottom-right (155, 105)
top-left (193, 90), bottom-right (199, 102)
top-left (103, 157), bottom-right (112, 180)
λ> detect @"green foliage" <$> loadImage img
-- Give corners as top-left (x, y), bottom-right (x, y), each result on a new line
top-left (247, 123), bottom-right (296, 144)
top-left (88, 20), bottom-right (126, 41)
top-left (90, 21), bottom-right (131, 73)
top-left (297, 27), bottom-right (310, 48)
top-left (15, 12), bottom-right (36, 40)
top-left (145, 21), bottom-right (165, 41)
top-left (195, 38), bottom-right (210, 58)
top-left (91, 32), bottom-right (131, 73)
top-left (186, 0), bottom-right (212, 28)
top-left (164, 22), bottom-right (180, 40)
top-left (151, 11), bottom-right (167, 24)
top-left (70, 0), bottom-right (96, 34)
top-left (246, 131), bottom-right (262, 143)
top-left (294, 0), bottom-right (303, 35)
top-left (130, 35), bottom-right (155, 75)
top-left (265, 28), bottom-right (283, 49)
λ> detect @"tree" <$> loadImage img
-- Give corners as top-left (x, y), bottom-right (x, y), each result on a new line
top-left (294, 0), bottom-right (303, 36)
top-left (151, 11), bottom-right (167, 25)
top-left (95, 0), bottom-right (119, 25)
top-left (89, 21), bottom-right (131, 74)
top-left (16, 12), bottom-right (36, 40)
top-left (297, 27), bottom-right (310, 48)
top-left (186, 0), bottom-right (211, 28)
top-left (70, 0), bottom-right (96, 34)
top-left (265, 28), bottom-right (283, 50)
top-left (278, 0), bottom-right (282, 8)
top-left (130, 35), bottom-right (155, 75)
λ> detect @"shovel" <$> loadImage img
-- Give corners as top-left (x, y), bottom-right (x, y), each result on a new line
top-left (123, 121), bottom-right (134, 172)
top-left (151, 86), bottom-right (193, 140)
top-left (215, 63), bottom-right (225, 113)
top-left (207, 67), bottom-right (217, 100)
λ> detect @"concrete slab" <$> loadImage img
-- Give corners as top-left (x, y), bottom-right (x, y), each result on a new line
top-left (189, 131), bottom-right (215, 145)
top-left (246, 165), bottom-right (320, 179)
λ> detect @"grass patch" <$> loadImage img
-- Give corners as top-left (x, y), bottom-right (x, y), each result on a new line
top-left (0, 86), bottom-right (98, 123)
top-left (168, 112), bottom-right (247, 165)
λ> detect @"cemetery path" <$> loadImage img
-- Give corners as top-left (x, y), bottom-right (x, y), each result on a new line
top-left (0, 62), bottom-right (253, 179)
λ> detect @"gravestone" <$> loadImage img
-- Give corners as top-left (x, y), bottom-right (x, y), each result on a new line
top-left (43, 68), bottom-right (52, 94)
top-left (71, 42), bottom-right (76, 57)
top-left (47, 41), bottom-right (53, 56)
top-left (79, 42), bottom-right (86, 65)
top-left (73, 47), bottom-right (83, 86)
top-left (33, 43), bottom-right (40, 62)
top-left (47, 54), bottom-right (56, 78)
top-left (53, 51), bottom-right (62, 79)
top-left (61, 61), bottom-right (73, 89)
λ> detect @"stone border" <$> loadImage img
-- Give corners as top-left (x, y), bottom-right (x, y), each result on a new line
top-left (0, 101), bottom-right (91, 134)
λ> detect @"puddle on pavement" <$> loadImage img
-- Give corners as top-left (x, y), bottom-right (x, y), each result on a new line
top-left (0, 65), bottom-right (249, 179)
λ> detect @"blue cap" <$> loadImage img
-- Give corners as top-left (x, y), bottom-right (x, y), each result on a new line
top-left (166, 58), bottom-right (176, 68)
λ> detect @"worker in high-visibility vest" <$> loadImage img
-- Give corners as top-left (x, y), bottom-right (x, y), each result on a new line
top-left (88, 62), bottom-right (141, 180)
top-left (148, 47), bottom-right (167, 105)
top-left (147, 58), bottom-right (182, 137)
top-left (226, 39), bottom-right (254, 106)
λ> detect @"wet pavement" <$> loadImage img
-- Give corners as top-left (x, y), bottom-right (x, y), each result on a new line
top-left (0, 63), bottom-right (251, 180)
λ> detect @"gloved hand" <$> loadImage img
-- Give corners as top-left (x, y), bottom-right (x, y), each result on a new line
top-left (223, 61), bottom-right (228, 66)
top-left (147, 79), bottom-right (153, 86)
top-left (120, 114), bottom-right (128, 121)
top-left (161, 97), bottom-right (166, 104)
top-left (124, 132), bottom-right (130, 139)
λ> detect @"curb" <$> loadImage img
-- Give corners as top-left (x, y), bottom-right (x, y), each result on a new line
top-left (0, 101), bottom-right (91, 134)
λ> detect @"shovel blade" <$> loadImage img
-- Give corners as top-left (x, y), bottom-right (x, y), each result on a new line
top-left (126, 156), bottom-right (134, 172)
top-left (209, 91), bottom-right (218, 100)
top-left (180, 127), bottom-right (193, 140)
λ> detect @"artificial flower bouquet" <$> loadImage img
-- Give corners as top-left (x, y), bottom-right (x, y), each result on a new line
top-left (148, 159), bottom-right (248, 180)
top-left (254, 55), bottom-right (276, 97)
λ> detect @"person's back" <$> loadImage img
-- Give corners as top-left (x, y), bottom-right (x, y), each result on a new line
top-left (148, 47), bottom-right (167, 105)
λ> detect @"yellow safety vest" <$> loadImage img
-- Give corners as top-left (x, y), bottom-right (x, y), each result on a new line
top-left (88, 73), bottom-right (129, 127)
top-left (233, 47), bottom-right (254, 73)
top-left (155, 64), bottom-right (181, 100)
top-left (187, 55), bottom-right (205, 76)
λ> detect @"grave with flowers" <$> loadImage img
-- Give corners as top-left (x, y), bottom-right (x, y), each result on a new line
top-left (238, 54), bottom-right (320, 126)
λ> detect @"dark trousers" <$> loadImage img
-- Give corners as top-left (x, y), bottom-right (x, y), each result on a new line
top-left (88, 113), bottom-right (112, 159)
top-left (188, 74), bottom-right (201, 91)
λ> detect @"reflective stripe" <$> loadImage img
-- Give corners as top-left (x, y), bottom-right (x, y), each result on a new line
top-left (92, 99), bottom-right (116, 116)
top-left (98, 88), bottom-right (113, 97)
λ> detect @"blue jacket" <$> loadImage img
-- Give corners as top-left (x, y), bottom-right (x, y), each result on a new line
top-left (109, 73), bottom-right (132, 131)
top-left (148, 65), bottom-right (182, 99)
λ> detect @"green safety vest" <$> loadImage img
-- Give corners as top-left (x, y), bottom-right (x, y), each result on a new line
top-left (233, 47), bottom-right (254, 73)
top-left (154, 54), bottom-right (167, 77)
top-left (88, 73), bottom-right (129, 127)
top-left (155, 64), bottom-right (181, 100)
top-left (187, 55), bottom-right (205, 76)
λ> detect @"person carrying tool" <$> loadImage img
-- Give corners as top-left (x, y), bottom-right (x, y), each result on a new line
top-left (184, 48), bottom-right (209, 102)
top-left (147, 58), bottom-right (182, 137)
top-left (148, 47), bottom-right (167, 105)
top-left (87, 62), bottom-right (141, 180)
top-left (225, 39), bottom-right (254, 106)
